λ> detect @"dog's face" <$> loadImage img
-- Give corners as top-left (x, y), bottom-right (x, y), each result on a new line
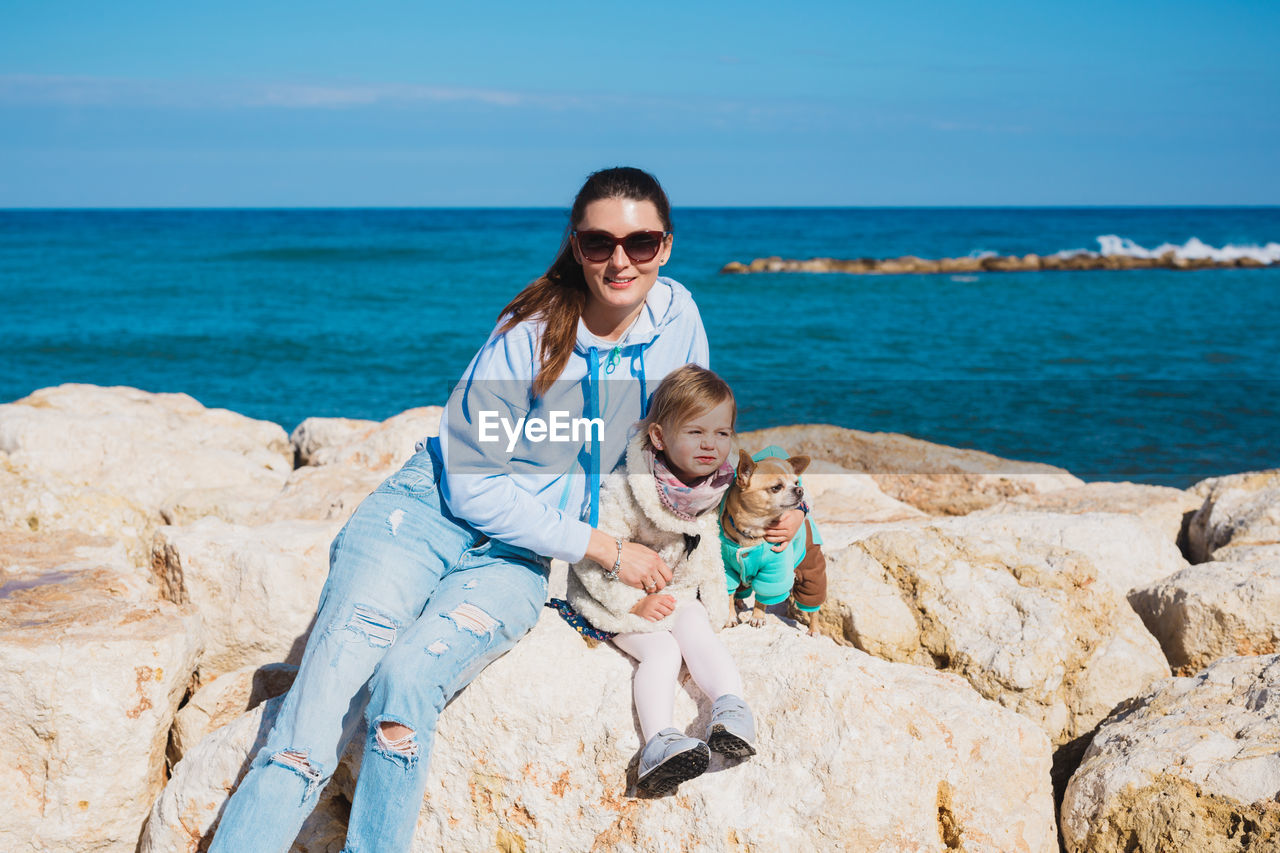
top-left (727, 451), bottom-right (810, 528)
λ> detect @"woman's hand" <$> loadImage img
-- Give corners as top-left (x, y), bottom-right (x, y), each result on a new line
top-left (630, 593), bottom-right (676, 621)
top-left (585, 530), bottom-right (673, 591)
top-left (765, 508), bottom-right (805, 552)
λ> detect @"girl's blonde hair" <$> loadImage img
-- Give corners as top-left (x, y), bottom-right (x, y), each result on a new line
top-left (640, 364), bottom-right (736, 448)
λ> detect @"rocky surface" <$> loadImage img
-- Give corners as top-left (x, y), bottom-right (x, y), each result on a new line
top-left (1131, 560), bottom-right (1280, 676)
top-left (151, 516), bottom-right (343, 684)
top-left (976, 481), bottom-right (1200, 550)
top-left (168, 662), bottom-right (299, 765)
top-left (142, 688), bottom-right (354, 853)
top-left (0, 531), bottom-right (200, 853)
top-left (0, 385), bottom-right (293, 561)
top-left (1061, 655), bottom-right (1280, 853)
top-left (142, 615), bottom-right (1059, 853)
top-left (290, 407), bottom-right (442, 471)
top-left (821, 512), bottom-right (1184, 746)
top-left (721, 252), bottom-right (1278, 276)
top-left (739, 423), bottom-right (1083, 516)
top-left (1187, 470), bottom-right (1280, 563)
top-left (3, 384), bottom-right (1275, 851)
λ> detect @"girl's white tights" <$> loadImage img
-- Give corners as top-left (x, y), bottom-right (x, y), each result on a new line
top-left (612, 600), bottom-right (743, 742)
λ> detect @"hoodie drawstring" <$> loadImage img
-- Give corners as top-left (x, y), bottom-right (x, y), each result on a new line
top-left (585, 346), bottom-right (602, 527)
top-left (587, 339), bottom-right (652, 527)
top-left (633, 341), bottom-right (650, 418)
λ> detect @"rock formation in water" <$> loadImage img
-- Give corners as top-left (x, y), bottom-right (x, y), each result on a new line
top-left (721, 252), bottom-right (1278, 275)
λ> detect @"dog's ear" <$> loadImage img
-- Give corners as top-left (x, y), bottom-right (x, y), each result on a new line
top-left (788, 455), bottom-right (811, 476)
top-left (736, 450), bottom-right (755, 485)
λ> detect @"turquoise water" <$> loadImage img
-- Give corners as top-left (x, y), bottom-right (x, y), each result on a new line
top-left (3, 207), bottom-right (1278, 485)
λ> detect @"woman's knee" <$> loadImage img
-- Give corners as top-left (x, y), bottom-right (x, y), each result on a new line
top-left (367, 644), bottom-right (448, 715)
top-left (372, 719), bottom-right (421, 765)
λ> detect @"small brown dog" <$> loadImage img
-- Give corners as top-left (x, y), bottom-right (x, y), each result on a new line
top-left (720, 449), bottom-right (827, 632)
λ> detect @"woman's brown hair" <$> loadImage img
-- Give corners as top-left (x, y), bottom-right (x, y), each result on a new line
top-left (497, 167), bottom-right (672, 398)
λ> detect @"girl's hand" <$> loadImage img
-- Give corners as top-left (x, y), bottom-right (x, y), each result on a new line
top-left (765, 508), bottom-right (805, 552)
top-left (630, 594), bottom-right (676, 621)
top-left (585, 530), bottom-right (673, 591)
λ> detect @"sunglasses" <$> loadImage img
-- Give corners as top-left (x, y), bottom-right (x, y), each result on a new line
top-left (573, 230), bottom-right (669, 264)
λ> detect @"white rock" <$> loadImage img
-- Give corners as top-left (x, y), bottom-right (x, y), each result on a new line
top-left (290, 416), bottom-right (379, 467)
top-left (1189, 469), bottom-right (1280, 499)
top-left (142, 615), bottom-right (1058, 853)
top-left (826, 514), bottom-right (1176, 745)
top-left (141, 690), bottom-right (351, 853)
top-left (1061, 655), bottom-right (1280, 852)
top-left (292, 407), bottom-right (442, 472)
top-left (739, 423), bottom-right (1083, 516)
top-left (0, 385), bottom-right (293, 557)
top-left (808, 517), bottom-right (932, 553)
top-left (259, 408), bottom-right (441, 525)
top-left (801, 460), bottom-right (927, 524)
top-left (1130, 559), bottom-right (1280, 675)
top-left (937, 511), bottom-right (1188, 598)
top-left (1214, 543), bottom-right (1280, 563)
top-left (259, 463), bottom-right (386, 523)
top-left (151, 517), bottom-right (342, 683)
top-left (0, 462), bottom-right (156, 565)
top-left (169, 662), bottom-right (298, 765)
top-left (0, 529), bottom-right (132, 575)
top-left (0, 384), bottom-right (292, 508)
top-left (823, 546), bottom-right (922, 660)
top-left (0, 534), bottom-right (201, 853)
top-left (977, 481), bottom-right (1201, 548)
top-left (1187, 469), bottom-right (1280, 562)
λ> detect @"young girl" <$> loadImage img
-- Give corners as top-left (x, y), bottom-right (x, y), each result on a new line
top-left (567, 364), bottom-right (755, 796)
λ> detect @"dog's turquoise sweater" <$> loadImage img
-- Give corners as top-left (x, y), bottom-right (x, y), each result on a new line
top-left (719, 445), bottom-right (824, 612)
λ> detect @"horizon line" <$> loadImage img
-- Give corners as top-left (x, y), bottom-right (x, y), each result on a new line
top-left (4, 203), bottom-right (1279, 212)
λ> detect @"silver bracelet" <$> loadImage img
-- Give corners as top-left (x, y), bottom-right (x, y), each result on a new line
top-left (604, 537), bottom-right (622, 581)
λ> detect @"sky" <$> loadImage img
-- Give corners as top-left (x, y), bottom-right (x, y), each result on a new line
top-left (1, 0), bottom-right (1277, 207)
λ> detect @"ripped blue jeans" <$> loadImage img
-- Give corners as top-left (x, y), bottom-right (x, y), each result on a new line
top-left (210, 442), bottom-right (549, 853)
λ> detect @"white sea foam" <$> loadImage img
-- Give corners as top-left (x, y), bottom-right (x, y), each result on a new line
top-left (1096, 234), bottom-right (1280, 263)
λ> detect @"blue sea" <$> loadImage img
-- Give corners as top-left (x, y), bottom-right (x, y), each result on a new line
top-left (3, 207), bottom-right (1278, 487)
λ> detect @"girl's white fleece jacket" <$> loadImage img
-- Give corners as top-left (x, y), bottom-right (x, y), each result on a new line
top-left (566, 432), bottom-right (734, 635)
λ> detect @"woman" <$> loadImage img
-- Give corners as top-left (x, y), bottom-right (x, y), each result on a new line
top-left (211, 167), bottom-right (713, 852)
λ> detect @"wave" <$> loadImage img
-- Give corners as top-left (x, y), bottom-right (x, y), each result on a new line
top-left (1051, 235), bottom-right (1280, 264)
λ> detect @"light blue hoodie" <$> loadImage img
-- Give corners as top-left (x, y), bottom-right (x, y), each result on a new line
top-left (424, 276), bottom-right (709, 563)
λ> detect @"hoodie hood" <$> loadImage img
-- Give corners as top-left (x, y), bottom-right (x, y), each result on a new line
top-left (572, 276), bottom-right (691, 353)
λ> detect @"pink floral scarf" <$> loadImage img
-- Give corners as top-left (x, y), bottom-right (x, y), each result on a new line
top-left (646, 447), bottom-right (734, 520)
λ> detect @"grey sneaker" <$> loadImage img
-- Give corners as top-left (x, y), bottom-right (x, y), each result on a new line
top-left (706, 694), bottom-right (757, 759)
top-left (636, 728), bottom-right (710, 796)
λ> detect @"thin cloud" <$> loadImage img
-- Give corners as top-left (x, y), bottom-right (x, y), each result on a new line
top-left (932, 119), bottom-right (1033, 134)
top-left (0, 72), bottom-right (876, 132)
top-left (248, 83), bottom-right (548, 109)
top-left (0, 74), bottom-right (566, 110)
top-left (0, 74), bottom-right (164, 106)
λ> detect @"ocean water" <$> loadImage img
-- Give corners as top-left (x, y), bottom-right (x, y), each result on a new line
top-left (3, 207), bottom-right (1278, 486)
